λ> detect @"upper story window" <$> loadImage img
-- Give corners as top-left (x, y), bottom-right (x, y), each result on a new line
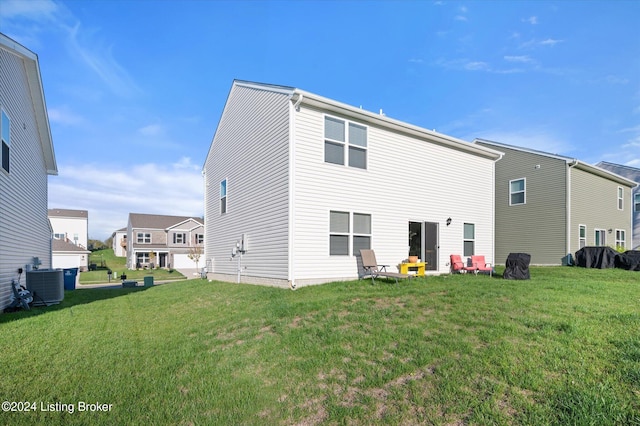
top-left (635, 193), bottom-right (640, 212)
top-left (195, 234), bottom-right (204, 244)
top-left (220, 179), bottom-right (227, 214)
top-left (1, 109), bottom-right (10, 173)
top-left (137, 232), bottom-right (151, 243)
top-left (324, 116), bottom-right (367, 170)
top-left (53, 233), bottom-right (65, 240)
top-left (509, 178), bottom-right (526, 205)
top-left (617, 187), bottom-right (624, 210)
top-left (173, 233), bottom-right (186, 244)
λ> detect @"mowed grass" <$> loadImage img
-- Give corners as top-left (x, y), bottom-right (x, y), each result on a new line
top-left (1, 267), bottom-right (638, 425)
top-left (80, 249), bottom-right (185, 283)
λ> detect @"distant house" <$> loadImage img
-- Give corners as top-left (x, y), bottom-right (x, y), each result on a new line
top-left (49, 209), bottom-right (89, 249)
top-left (126, 213), bottom-right (204, 270)
top-left (52, 239), bottom-right (90, 271)
top-left (203, 80), bottom-right (502, 288)
top-left (474, 139), bottom-right (637, 264)
top-left (111, 227), bottom-right (127, 257)
top-left (0, 33), bottom-right (58, 310)
top-left (595, 161), bottom-right (640, 249)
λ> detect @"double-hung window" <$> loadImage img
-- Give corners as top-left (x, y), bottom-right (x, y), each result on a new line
top-left (509, 178), bottom-right (525, 205)
top-left (594, 229), bottom-right (606, 246)
top-left (173, 233), bottom-right (186, 244)
top-left (220, 179), bottom-right (227, 214)
top-left (618, 187), bottom-right (624, 210)
top-left (635, 193), bottom-right (640, 212)
top-left (324, 116), bottom-right (367, 169)
top-left (196, 234), bottom-right (204, 244)
top-left (615, 230), bottom-right (626, 249)
top-left (1, 109), bottom-right (10, 173)
top-left (329, 211), bottom-right (371, 256)
top-left (463, 223), bottom-right (475, 256)
top-left (137, 232), bottom-right (151, 243)
top-left (579, 225), bottom-right (586, 249)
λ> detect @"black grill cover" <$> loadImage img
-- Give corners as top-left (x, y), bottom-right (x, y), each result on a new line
top-left (574, 246), bottom-right (618, 269)
top-left (503, 253), bottom-right (531, 280)
top-left (615, 250), bottom-right (640, 271)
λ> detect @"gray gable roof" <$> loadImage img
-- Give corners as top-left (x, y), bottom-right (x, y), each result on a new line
top-left (52, 239), bottom-right (90, 253)
top-left (596, 162), bottom-right (640, 185)
top-left (48, 208), bottom-right (88, 218)
top-left (129, 213), bottom-right (203, 230)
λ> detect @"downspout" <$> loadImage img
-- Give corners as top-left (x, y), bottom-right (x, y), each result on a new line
top-left (288, 94), bottom-right (300, 289)
top-left (566, 160), bottom-right (579, 261)
top-left (492, 152), bottom-right (503, 266)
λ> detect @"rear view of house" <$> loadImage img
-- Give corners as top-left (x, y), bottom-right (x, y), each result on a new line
top-left (0, 34), bottom-right (58, 310)
top-left (203, 80), bottom-right (502, 288)
top-left (474, 139), bottom-right (637, 264)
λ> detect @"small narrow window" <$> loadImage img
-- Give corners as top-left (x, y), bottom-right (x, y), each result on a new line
top-left (196, 234), bottom-right (204, 244)
top-left (463, 223), bottom-right (475, 256)
top-left (615, 230), bottom-right (626, 250)
top-left (618, 187), bottom-right (624, 210)
top-left (352, 213), bottom-right (371, 254)
top-left (579, 225), bottom-right (586, 249)
top-left (220, 179), bottom-right (227, 214)
top-left (635, 193), bottom-right (640, 212)
top-left (329, 211), bottom-right (349, 255)
top-left (594, 229), bottom-right (606, 247)
top-left (1, 109), bottom-right (10, 173)
top-left (509, 178), bottom-right (525, 205)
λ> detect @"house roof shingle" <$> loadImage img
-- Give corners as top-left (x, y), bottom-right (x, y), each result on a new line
top-left (48, 208), bottom-right (88, 218)
top-left (129, 213), bottom-right (203, 230)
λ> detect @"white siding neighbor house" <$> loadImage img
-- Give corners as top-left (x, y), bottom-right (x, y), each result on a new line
top-left (0, 34), bottom-right (58, 310)
top-left (112, 227), bottom-right (127, 257)
top-left (49, 208), bottom-right (89, 249)
top-left (203, 80), bottom-right (502, 288)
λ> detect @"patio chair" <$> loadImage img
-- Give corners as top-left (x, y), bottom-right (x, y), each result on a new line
top-left (450, 254), bottom-right (476, 274)
top-left (359, 249), bottom-right (411, 284)
top-left (470, 255), bottom-right (493, 276)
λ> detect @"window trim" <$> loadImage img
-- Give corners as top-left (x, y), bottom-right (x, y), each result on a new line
top-left (1, 108), bottom-right (10, 174)
top-left (137, 232), bottom-right (151, 244)
top-left (635, 193), bottom-right (640, 213)
top-left (594, 229), bottom-right (606, 247)
top-left (578, 224), bottom-right (587, 249)
top-left (323, 115), bottom-right (368, 170)
top-left (615, 229), bottom-right (626, 250)
top-left (352, 212), bottom-right (372, 255)
top-left (509, 178), bottom-right (526, 206)
top-left (329, 210), bottom-right (350, 256)
top-left (220, 179), bottom-right (227, 215)
top-left (617, 186), bottom-right (624, 211)
top-left (173, 232), bottom-right (186, 244)
top-left (463, 223), bottom-right (475, 256)
top-left (329, 210), bottom-right (372, 256)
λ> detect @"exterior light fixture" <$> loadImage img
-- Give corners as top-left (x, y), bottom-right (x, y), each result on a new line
top-left (446, 217), bottom-right (452, 226)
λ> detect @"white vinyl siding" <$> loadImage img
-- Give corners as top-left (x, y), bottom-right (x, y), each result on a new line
top-left (204, 84), bottom-right (291, 281)
top-left (0, 47), bottom-right (53, 309)
top-left (292, 105), bottom-right (496, 282)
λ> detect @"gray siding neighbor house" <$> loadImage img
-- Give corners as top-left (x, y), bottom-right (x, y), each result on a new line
top-left (474, 139), bottom-right (637, 265)
top-left (0, 34), bottom-right (58, 310)
top-left (595, 162), bottom-right (640, 249)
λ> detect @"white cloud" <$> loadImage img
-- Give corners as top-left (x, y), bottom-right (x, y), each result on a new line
top-left (504, 55), bottom-right (533, 63)
top-left (48, 106), bottom-right (84, 126)
top-left (138, 124), bottom-right (165, 137)
top-left (48, 158), bottom-right (204, 240)
top-left (540, 38), bottom-right (563, 46)
top-left (454, 15), bottom-right (468, 22)
top-left (524, 16), bottom-right (538, 25)
top-left (0, 0), bottom-right (58, 20)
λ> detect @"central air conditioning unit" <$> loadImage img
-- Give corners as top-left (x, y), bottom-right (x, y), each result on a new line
top-left (26, 269), bottom-right (64, 305)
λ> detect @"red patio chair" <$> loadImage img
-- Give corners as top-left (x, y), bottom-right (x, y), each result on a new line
top-left (470, 255), bottom-right (493, 276)
top-left (450, 254), bottom-right (476, 274)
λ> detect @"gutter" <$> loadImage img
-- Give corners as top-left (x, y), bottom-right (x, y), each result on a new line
top-left (566, 159), bottom-right (579, 259)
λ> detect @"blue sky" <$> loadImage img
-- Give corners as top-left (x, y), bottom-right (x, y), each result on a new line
top-left (1, 0), bottom-right (639, 240)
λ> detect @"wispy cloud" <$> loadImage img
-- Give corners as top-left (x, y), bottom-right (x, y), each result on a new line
top-left (48, 106), bottom-right (84, 126)
top-left (49, 158), bottom-right (204, 239)
top-left (435, 58), bottom-right (524, 74)
top-left (523, 16), bottom-right (538, 25)
top-left (540, 38), bottom-right (563, 46)
top-left (504, 55), bottom-right (534, 63)
top-left (138, 124), bottom-right (165, 137)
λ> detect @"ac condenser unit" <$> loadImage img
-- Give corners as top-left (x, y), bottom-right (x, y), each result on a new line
top-left (26, 269), bottom-right (64, 305)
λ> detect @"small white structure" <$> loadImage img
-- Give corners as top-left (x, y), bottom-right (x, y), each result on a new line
top-left (49, 208), bottom-right (89, 249)
top-left (0, 33), bottom-right (58, 310)
top-left (52, 239), bottom-right (90, 271)
top-left (203, 80), bottom-right (502, 288)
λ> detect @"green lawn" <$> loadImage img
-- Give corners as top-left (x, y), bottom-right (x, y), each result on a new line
top-left (80, 249), bottom-right (185, 284)
top-left (1, 267), bottom-right (638, 425)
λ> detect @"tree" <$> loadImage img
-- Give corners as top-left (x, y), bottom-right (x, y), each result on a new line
top-left (187, 246), bottom-right (203, 273)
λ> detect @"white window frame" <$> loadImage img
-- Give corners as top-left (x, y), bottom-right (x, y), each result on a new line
top-left (196, 234), bottom-right (204, 244)
top-left (137, 232), bottom-right (151, 244)
top-left (329, 211), bottom-right (372, 256)
top-left (463, 223), bottom-right (475, 256)
top-left (1, 108), bottom-right (10, 174)
top-left (509, 178), bottom-right (526, 206)
top-left (220, 179), bottom-right (227, 214)
top-left (329, 211), bottom-right (350, 256)
top-left (53, 233), bottom-right (65, 240)
top-left (617, 186), bottom-right (624, 211)
top-left (136, 252), bottom-right (150, 264)
top-left (173, 233), bottom-right (186, 244)
top-left (352, 213), bottom-right (372, 255)
top-left (578, 224), bottom-right (587, 249)
top-left (615, 229), bottom-right (626, 250)
top-left (324, 115), bottom-right (367, 170)
top-left (634, 193), bottom-right (640, 213)
top-left (594, 229), bottom-right (606, 247)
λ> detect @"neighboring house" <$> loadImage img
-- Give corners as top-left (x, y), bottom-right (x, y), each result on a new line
top-left (474, 139), bottom-right (637, 265)
top-left (48, 208), bottom-right (88, 249)
top-left (596, 161), bottom-right (640, 249)
top-left (52, 239), bottom-right (90, 271)
top-left (112, 227), bottom-right (127, 257)
top-left (126, 213), bottom-right (204, 270)
top-left (0, 33), bottom-right (58, 310)
top-left (203, 80), bottom-right (502, 288)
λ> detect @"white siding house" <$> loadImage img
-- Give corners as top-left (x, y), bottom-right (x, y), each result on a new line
top-left (49, 208), bottom-right (89, 249)
top-left (203, 81), bottom-right (502, 288)
top-left (0, 34), bottom-right (58, 310)
top-left (112, 227), bottom-right (127, 257)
